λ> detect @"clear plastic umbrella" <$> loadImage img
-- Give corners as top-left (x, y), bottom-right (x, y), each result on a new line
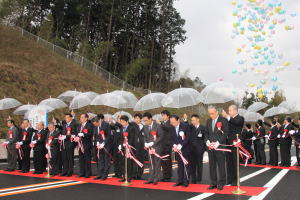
top-left (134, 93), bottom-right (166, 111)
top-left (152, 114), bottom-right (163, 121)
top-left (104, 114), bottom-right (113, 121)
top-left (243, 111), bottom-right (263, 122)
top-left (0, 98), bottom-right (22, 110)
top-left (57, 90), bottom-right (82, 102)
top-left (198, 81), bottom-right (237, 104)
top-left (91, 92), bottom-right (127, 109)
top-left (278, 101), bottom-right (300, 114)
top-left (69, 93), bottom-right (91, 110)
top-left (162, 88), bottom-right (200, 108)
top-left (24, 105), bottom-right (55, 119)
top-left (247, 102), bottom-right (268, 112)
top-left (264, 107), bottom-right (288, 118)
top-left (39, 97), bottom-right (67, 109)
top-left (13, 104), bottom-right (36, 115)
top-left (82, 91), bottom-right (98, 101)
top-left (238, 108), bottom-right (247, 116)
top-left (110, 90), bottom-right (138, 109)
top-left (113, 111), bottom-right (133, 122)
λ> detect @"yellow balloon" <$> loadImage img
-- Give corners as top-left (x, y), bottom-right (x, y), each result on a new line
top-left (232, 1), bottom-right (237, 6)
top-left (258, 93), bottom-right (264, 99)
top-left (249, 83), bottom-right (256, 88)
top-left (237, 48), bottom-right (242, 54)
top-left (283, 61), bottom-right (290, 66)
top-left (275, 7), bottom-right (282, 13)
top-left (257, 88), bottom-right (263, 93)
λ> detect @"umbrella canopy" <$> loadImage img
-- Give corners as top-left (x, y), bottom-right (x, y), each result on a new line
top-left (57, 90), bottom-right (82, 102)
top-left (24, 105), bottom-right (55, 119)
top-left (243, 111), bottom-right (263, 122)
top-left (82, 91), bottom-right (98, 101)
top-left (39, 97), bottom-right (67, 109)
top-left (0, 98), bottom-right (22, 110)
top-left (134, 93), bottom-right (166, 111)
top-left (91, 93), bottom-right (127, 109)
top-left (198, 81), bottom-right (237, 104)
top-left (278, 101), bottom-right (300, 114)
top-left (69, 94), bottom-right (91, 109)
top-left (112, 111), bottom-right (133, 122)
top-left (13, 104), bottom-right (36, 115)
top-left (152, 114), bottom-right (163, 121)
top-left (264, 107), bottom-right (288, 118)
top-left (247, 102), bottom-right (268, 112)
top-left (238, 108), bottom-right (247, 116)
top-left (162, 88), bottom-right (200, 108)
top-left (110, 90), bottom-right (138, 109)
top-left (104, 114), bottom-right (113, 121)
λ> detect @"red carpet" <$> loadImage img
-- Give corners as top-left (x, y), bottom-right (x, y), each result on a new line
top-left (0, 170), bottom-right (266, 196)
top-left (241, 164), bottom-right (300, 171)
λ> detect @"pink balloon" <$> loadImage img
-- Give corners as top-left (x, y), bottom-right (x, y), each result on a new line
top-left (268, 43), bottom-right (273, 47)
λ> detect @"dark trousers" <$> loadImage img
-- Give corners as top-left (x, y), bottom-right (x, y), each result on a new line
top-left (133, 146), bottom-right (146, 179)
top-left (175, 153), bottom-right (190, 184)
top-left (21, 147), bottom-right (31, 172)
top-left (295, 143), bottom-right (300, 165)
top-left (120, 154), bottom-right (133, 180)
top-left (79, 148), bottom-right (92, 177)
top-left (161, 146), bottom-right (172, 180)
top-left (148, 153), bottom-right (161, 182)
top-left (208, 150), bottom-right (226, 186)
top-left (97, 149), bottom-right (111, 178)
top-left (50, 147), bottom-right (60, 175)
top-left (242, 141), bottom-right (253, 164)
top-left (33, 150), bottom-right (46, 173)
top-left (190, 147), bottom-right (204, 183)
top-left (112, 147), bottom-right (122, 177)
top-left (7, 147), bottom-right (18, 170)
top-left (280, 140), bottom-right (291, 166)
top-left (226, 147), bottom-right (237, 185)
top-left (255, 141), bottom-right (266, 164)
top-left (269, 141), bottom-right (278, 166)
top-left (62, 145), bottom-right (74, 175)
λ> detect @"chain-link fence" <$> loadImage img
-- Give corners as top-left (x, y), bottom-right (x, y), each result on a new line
top-left (9, 26), bottom-right (149, 94)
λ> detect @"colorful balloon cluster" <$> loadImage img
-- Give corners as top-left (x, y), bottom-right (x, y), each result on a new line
top-left (230, 0), bottom-right (297, 97)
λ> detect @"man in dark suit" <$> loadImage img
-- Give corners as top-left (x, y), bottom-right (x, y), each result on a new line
top-left (3, 120), bottom-right (19, 171)
top-left (60, 113), bottom-right (77, 177)
top-left (18, 119), bottom-right (33, 173)
top-left (278, 116), bottom-right (293, 167)
top-left (253, 120), bottom-right (266, 165)
top-left (291, 117), bottom-right (300, 166)
top-left (159, 110), bottom-right (173, 182)
top-left (240, 124), bottom-right (254, 164)
top-left (109, 119), bottom-right (123, 178)
top-left (31, 122), bottom-right (47, 174)
top-left (205, 106), bottom-right (228, 191)
top-left (189, 114), bottom-right (206, 184)
top-left (93, 115), bottom-right (112, 180)
top-left (170, 115), bottom-right (191, 187)
top-left (76, 113), bottom-right (93, 178)
top-left (222, 105), bottom-right (244, 186)
top-left (46, 122), bottom-right (60, 176)
top-left (143, 112), bottom-right (164, 185)
top-left (267, 120), bottom-right (279, 166)
top-left (118, 115), bottom-right (136, 183)
top-left (132, 113), bottom-right (146, 180)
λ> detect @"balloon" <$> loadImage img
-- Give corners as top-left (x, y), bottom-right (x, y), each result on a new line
top-left (271, 76), bottom-right (278, 82)
top-left (284, 25), bottom-right (294, 31)
top-left (283, 61), bottom-right (290, 66)
top-left (232, 69), bottom-right (238, 74)
top-left (272, 85), bottom-right (278, 92)
top-left (249, 83), bottom-right (256, 88)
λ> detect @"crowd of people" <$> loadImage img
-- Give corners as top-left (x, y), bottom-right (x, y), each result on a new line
top-left (2, 105), bottom-right (300, 190)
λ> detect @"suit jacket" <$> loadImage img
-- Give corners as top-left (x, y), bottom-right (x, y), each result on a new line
top-left (227, 115), bottom-right (244, 144)
top-left (171, 122), bottom-right (191, 154)
top-left (205, 116), bottom-right (228, 145)
top-left (132, 122), bottom-right (145, 149)
top-left (6, 126), bottom-right (19, 148)
top-left (46, 130), bottom-right (60, 150)
top-left (61, 119), bottom-right (78, 144)
top-left (189, 124), bottom-right (206, 152)
top-left (279, 123), bottom-right (293, 142)
top-left (94, 121), bottom-right (112, 150)
top-left (32, 129), bottom-right (47, 151)
top-left (144, 121), bottom-right (164, 154)
top-left (77, 122), bottom-right (93, 149)
top-left (160, 120), bottom-right (172, 149)
top-left (20, 127), bottom-right (34, 149)
top-left (119, 124), bottom-right (136, 149)
top-left (268, 126), bottom-right (279, 142)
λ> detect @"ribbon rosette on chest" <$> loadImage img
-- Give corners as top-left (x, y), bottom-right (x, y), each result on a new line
top-left (216, 122), bottom-right (224, 134)
top-left (37, 133), bottom-right (41, 140)
top-left (283, 129), bottom-right (288, 137)
top-left (123, 131), bottom-right (128, 138)
top-left (179, 131), bottom-right (185, 140)
top-left (83, 129), bottom-right (88, 134)
top-left (9, 130), bottom-right (13, 138)
top-left (100, 130), bottom-right (105, 140)
top-left (151, 130), bottom-right (157, 141)
top-left (49, 136), bottom-right (53, 144)
top-left (23, 131), bottom-right (28, 140)
top-left (67, 127), bottom-right (71, 135)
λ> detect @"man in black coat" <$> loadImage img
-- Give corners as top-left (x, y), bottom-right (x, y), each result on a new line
top-left (189, 114), bottom-right (206, 184)
top-left (205, 106), bottom-right (228, 191)
top-left (291, 118), bottom-right (300, 166)
top-left (278, 116), bottom-right (293, 167)
top-left (118, 115), bottom-right (136, 183)
top-left (3, 120), bottom-right (19, 171)
top-left (60, 113), bottom-right (77, 177)
top-left (76, 113), bottom-right (93, 178)
top-left (31, 122), bottom-right (47, 174)
top-left (240, 124), bottom-right (254, 164)
top-left (253, 120), bottom-right (266, 165)
top-left (109, 119), bottom-right (123, 178)
top-left (222, 105), bottom-right (244, 186)
top-left (46, 122), bottom-right (60, 176)
top-left (92, 115), bottom-right (112, 180)
top-left (266, 120), bottom-right (279, 166)
top-left (170, 115), bottom-right (191, 187)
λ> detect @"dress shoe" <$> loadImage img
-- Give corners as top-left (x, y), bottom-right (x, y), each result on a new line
top-left (182, 183), bottom-right (189, 187)
top-left (60, 173), bottom-right (67, 176)
top-left (153, 182), bottom-right (158, 185)
top-left (77, 175), bottom-right (85, 178)
top-left (119, 178), bottom-right (126, 182)
top-left (160, 178), bottom-right (171, 182)
top-left (173, 183), bottom-right (182, 187)
top-left (85, 176), bottom-right (90, 178)
top-left (66, 174), bottom-right (72, 177)
top-left (94, 176), bottom-right (101, 180)
top-left (207, 185), bottom-right (217, 190)
top-left (144, 181), bottom-right (153, 184)
top-left (217, 185), bottom-right (224, 190)
top-left (101, 177), bottom-right (107, 181)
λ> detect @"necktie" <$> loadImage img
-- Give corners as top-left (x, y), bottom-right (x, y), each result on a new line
top-left (80, 124), bottom-right (84, 132)
top-left (212, 120), bottom-right (216, 132)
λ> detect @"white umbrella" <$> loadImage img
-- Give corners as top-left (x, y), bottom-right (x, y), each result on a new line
top-left (69, 94), bottom-right (91, 109)
top-left (82, 91), bottom-right (98, 101)
top-left (278, 101), bottom-right (300, 114)
top-left (110, 90), bottom-right (138, 109)
top-left (104, 114), bottom-right (113, 121)
top-left (13, 104), bottom-right (36, 115)
top-left (264, 107), bottom-right (288, 118)
top-left (243, 111), bottom-right (263, 122)
top-left (238, 108), bottom-right (247, 116)
top-left (247, 102), bottom-right (268, 112)
top-left (152, 114), bottom-right (163, 121)
top-left (57, 90), bottom-right (82, 102)
top-left (39, 97), bottom-right (67, 109)
top-left (0, 98), bottom-right (22, 110)
top-left (162, 88), bottom-right (200, 108)
top-left (134, 93), bottom-right (166, 111)
top-left (198, 81), bottom-right (237, 104)
top-left (113, 111), bottom-right (133, 122)
top-left (91, 93), bottom-right (127, 109)
top-left (24, 105), bottom-right (55, 119)
top-left (87, 112), bottom-right (97, 119)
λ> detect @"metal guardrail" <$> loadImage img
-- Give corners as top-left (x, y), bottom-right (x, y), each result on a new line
top-left (8, 25), bottom-right (149, 94)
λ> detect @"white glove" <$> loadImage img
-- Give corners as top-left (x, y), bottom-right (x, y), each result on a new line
top-left (78, 133), bottom-right (84, 137)
top-left (149, 142), bottom-right (154, 147)
top-left (100, 143), bottom-right (105, 148)
top-left (4, 141), bottom-right (9, 144)
top-left (177, 144), bottom-right (182, 151)
top-left (251, 136), bottom-right (256, 141)
top-left (118, 145), bottom-right (122, 151)
top-left (19, 141), bottom-right (23, 145)
top-left (96, 141), bottom-right (100, 146)
top-left (289, 130), bottom-right (295, 135)
top-left (71, 135), bottom-right (76, 138)
top-left (206, 140), bottom-right (211, 147)
top-left (62, 135), bottom-right (66, 140)
top-left (277, 134), bottom-right (281, 138)
top-left (173, 144), bottom-right (177, 149)
top-left (144, 143), bottom-right (149, 148)
top-left (214, 141), bottom-right (220, 149)
top-left (32, 140), bottom-right (37, 144)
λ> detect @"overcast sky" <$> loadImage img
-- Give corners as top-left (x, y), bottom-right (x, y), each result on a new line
top-left (174, 0), bottom-right (300, 101)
